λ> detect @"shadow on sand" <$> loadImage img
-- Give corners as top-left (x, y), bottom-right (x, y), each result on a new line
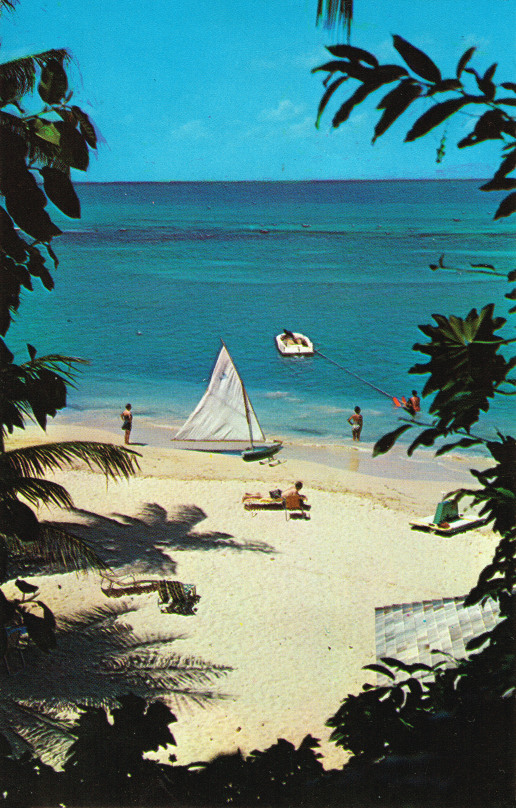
top-left (50, 502), bottom-right (274, 575)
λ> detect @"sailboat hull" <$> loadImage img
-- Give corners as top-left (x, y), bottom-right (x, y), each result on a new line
top-left (171, 439), bottom-right (282, 458)
top-left (241, 442), bottom-right (283, 462)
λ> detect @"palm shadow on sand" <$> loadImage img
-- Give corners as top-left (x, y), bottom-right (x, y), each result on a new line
top-left (52, 502), bottom-right (274, 575)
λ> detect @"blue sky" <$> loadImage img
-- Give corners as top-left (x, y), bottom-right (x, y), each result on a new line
top-left (1, 0), bottom-right (515, 181)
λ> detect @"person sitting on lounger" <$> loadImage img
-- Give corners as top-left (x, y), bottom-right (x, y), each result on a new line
top-left (283, 481), bottom-right (309, 514)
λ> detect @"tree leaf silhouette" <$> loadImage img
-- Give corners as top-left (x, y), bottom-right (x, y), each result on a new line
top-left (373, 424), bottom-right (413, 456)
top-left (494, 192), bottom-right (516, 220)
top-left (392, 35), bottom-right (441, 83)
top-left (40, 167), bottom-right (81, 219)
top-left (374, 80), bottom-right (422, 142)
top-left (326, 44), bottom-right (378, 67)
top-left (456, 46), bottom-right (476, 78)
top-left (405, 97), bottom-right (473, 141)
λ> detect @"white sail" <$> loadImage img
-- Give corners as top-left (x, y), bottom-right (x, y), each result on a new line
top-left (174, 344), bottom-right (266, 444)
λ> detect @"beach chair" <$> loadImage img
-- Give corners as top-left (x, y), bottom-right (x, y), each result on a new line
top-left (242, 493), bottom-right (311, 519)
top-left (157, 580), bottom-right (200, 615)
top-left (409, 498), bottom-right (486, 536)
top-left (3, 620), bottom-right (29, 674)
top-left (100, 573), bottom-right (200, 615)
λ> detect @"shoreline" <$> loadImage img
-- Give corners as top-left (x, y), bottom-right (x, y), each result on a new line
top-left (8, 412), bottom-right (490, 490)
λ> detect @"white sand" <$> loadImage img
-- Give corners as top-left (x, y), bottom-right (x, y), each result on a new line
top-left (5, 423), bottom-right (497, 769)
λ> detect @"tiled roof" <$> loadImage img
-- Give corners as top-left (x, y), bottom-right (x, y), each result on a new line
top-left (375, 596), bottom-right (501, 683)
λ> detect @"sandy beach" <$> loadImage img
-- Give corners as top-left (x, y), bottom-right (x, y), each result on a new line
top-left (5, 421), bottom-right (498, 770)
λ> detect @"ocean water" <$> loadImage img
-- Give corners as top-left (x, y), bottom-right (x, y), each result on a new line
top-left (8, 180), bottom-right (514, 449)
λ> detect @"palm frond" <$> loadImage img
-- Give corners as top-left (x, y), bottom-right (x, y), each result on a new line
top-left (0, 50), bottom-right (70, 106)
top-left (2, 601), bottom-right (231, 765)
top-left (5, 522), bottom-right (107, 575)
top-left (316, 0), bottom-right (353, 37)
top-left (0, 1), bottom-right (18, 13)
top-left (4, 441), bottom-right (140, 480)
top-left (0, 700), bottom-right (75, 763)
top-left (20, 354), bottom-right (89, 383)
top-left (0, 477), bottom-right (74, 509)
top-left (38, 523), bottom-right (107, 571)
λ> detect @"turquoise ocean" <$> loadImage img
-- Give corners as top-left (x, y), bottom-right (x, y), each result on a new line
top-left (8, 180), bottom-right (515, 451)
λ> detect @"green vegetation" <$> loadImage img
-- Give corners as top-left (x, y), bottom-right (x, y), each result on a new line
top-left (0, 3), bottom-right (140, 643)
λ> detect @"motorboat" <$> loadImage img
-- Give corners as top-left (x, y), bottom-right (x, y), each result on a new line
top-left (275, 330), bottom-right (314, 356)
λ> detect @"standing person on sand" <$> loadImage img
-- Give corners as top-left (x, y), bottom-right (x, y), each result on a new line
top-left (348, 406), bottom-right (363, 441)
top-left (121, 403), bottom-right (132, 444)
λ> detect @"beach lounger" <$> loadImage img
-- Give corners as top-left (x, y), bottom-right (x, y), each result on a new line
top-left (3, 622), bottom-right (29, 674)
top-left (100, 574), bottom-right (200, 615)
top-left (409, 498), bottom-right (487, 536)
top-left (242, 494), bottom-right (311, 519)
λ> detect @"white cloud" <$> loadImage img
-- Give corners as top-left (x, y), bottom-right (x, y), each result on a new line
top-left (170, 120), bottom-right (209, 140)
top-left (288, 115), bottom-right (317, 137)
top-left (258, 99), bottom-right (305, 122)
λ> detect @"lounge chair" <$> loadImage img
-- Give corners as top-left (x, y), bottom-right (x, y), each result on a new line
top-left (242, 493), bottom-right (311, 519)
top-left (409, 498), bottom-right (486, 536)
top-left (100, 574), bottom-right (200, 615)
top-left (3, 620), bottom-right (29, 674)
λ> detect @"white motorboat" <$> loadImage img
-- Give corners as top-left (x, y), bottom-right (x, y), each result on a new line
top-left (275, 330), bottom-right (314, 356)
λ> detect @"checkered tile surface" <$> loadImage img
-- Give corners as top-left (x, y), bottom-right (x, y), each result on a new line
top-left (375, 596), bottom-right (500, 683)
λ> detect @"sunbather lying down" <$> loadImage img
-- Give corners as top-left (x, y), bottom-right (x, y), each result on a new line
top-left (242, 481), bottom-right (311, 518)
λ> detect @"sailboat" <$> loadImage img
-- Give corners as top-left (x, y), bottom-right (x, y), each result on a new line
top-left (172, 342), bottom-right (282, 462)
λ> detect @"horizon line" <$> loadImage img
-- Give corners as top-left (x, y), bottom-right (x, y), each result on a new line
top-left (75, 177), bottom-right (489, 185)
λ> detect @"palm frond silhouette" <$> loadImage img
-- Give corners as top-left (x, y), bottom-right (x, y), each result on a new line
top-left (51, 502), bottom-right (274, 577)
top-left (1, 600), bottom-right (231, 765)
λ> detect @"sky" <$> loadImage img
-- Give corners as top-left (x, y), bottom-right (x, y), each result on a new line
top-left (1, 0), bottom-right (515, 181)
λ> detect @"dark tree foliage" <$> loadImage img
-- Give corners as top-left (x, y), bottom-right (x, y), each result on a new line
top-left (313, 36), bottom-right (516, 220)
top-left (61, 694), bottom-right (177, 806)
top-left (165, 735), bottom-right (325, 807)
top-left (0, 0), bottom-right (140, 767)
top-left (316, 0), bottom-right (353, 40)
top-left (0, 18), bottom-right (140, 557)
top-left (0, 734), bottom-right (60, 808)
top-left (0, 45), bottom-right (96, 333)
top-left (315, 36), bottom-right (516, 807)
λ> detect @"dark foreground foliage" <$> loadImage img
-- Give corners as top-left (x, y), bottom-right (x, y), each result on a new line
top-left (0, 688), bottom-right (513, 808)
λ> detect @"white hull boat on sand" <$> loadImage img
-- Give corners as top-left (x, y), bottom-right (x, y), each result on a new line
top-left (275, 330), bottom-right (314, 356)
top-left (172, 342), bottom-right (282, 462)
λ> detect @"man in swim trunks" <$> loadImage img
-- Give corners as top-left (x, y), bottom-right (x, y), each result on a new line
top-left (121, 403), bottom-right (132, 444)
top-left (348, 406), bottom-right (363, 441)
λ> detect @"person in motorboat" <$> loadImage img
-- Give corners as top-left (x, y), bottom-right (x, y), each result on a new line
top-left (282, 329), bottom-right (305, 346)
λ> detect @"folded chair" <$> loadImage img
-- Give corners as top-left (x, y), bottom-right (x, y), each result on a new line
top-left (3, 620), bottom-right (29, 674)
top-left (100, 573), bottom-right (200, 615)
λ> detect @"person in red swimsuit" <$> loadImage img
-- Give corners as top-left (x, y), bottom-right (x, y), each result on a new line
top-left (405, 391), bottom-right (421, 416)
